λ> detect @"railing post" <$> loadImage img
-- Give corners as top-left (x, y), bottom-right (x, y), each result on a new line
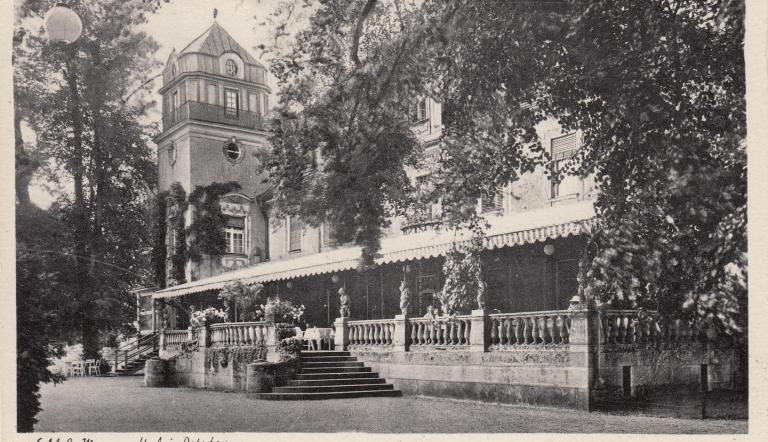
top-left (470, 309), bottom-right (489, 352)
top-left (199, 326), bottom-right (210, 348)
top-left (187, 326), bottom-right (194, 344)
top-left (159, 328), bottom-right (167, 350)
top-left (334, 317), bottom-right (349, 351)
top-left (568, 305), bottom-right (599, 411)
top-left (393, 314), bottom-right (409, 352)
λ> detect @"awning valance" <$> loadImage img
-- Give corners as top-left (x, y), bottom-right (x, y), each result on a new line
top-left (153, 201), bottom-right (596, 299)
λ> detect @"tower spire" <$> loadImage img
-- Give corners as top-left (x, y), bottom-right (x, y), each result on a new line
top-left (213, 8), bottom-right (218, 20)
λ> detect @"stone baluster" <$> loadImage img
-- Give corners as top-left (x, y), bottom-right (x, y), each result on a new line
top-left (522, 317), bottom-right (531, 344)
top-left (549, 315), bottom-right (560, 344)
top-left (490, 320), bottom-right (499, 345)
top-left (515, 319), bottom-right (524, 344)
top-left (538, 317), bottom-right (550, 344)
top-left (615, 316), bottom-right (625, 344)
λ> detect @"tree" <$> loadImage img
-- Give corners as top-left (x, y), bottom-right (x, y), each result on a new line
top-left (262, 0), bottom-right (746, 335)
top-left (14, 0), bottom-right (166, 429)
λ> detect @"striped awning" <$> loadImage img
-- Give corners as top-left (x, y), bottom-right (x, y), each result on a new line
top-left (153, 201), bottom-right (596, 298)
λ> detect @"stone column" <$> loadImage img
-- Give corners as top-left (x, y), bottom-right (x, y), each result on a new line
top-left (187, 326), bottom-right (194, 343)
top-left (159, 328), bottom-right (167, 350)
top-left (198, 326), bottom-right (210, 348)
top-left (245, 362), bottom-right (274, 393)
top-left (469, 309), bottom-right (488, 352)
top-left (334, 317), bottom-right (349, 351)
top-left (393, 314), bottom-right (409, 352)
top-left (568, 306), bottom-right (599, 410)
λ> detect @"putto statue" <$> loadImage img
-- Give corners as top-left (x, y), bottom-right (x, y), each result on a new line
top-left (339, 287), bottom-right (350, 318)
top-left (399, 280), bottom-right (410, 315)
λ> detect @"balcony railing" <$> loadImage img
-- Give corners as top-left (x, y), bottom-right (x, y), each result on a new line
top-left (162, 101), bottom-right (266, 132)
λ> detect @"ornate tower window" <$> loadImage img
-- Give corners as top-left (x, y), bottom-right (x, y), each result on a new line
top-left (225, 217), bottom-right (245, 254)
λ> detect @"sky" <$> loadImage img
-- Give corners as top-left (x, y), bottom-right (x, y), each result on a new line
top-left (29, 0), bottom-right (289, 208)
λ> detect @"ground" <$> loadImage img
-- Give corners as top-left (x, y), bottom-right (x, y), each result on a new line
top-left (35, 377), bottom-right (747, 433)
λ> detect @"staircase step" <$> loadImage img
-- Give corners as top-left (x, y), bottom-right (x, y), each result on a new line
top-left (301, 351), bottom-right (350, 357)
top-left (296, 371), bottom-right (379, 380)
top-left (301, 356), bottom-right (357, 363)
top-left (300, 366), bottom-right (371, 373)
top-left (290, 378), bottom-right (385, 386)
top-left (302, 361), bottom-right (364, 368)
top-left (273, 383), bottom-right (394, 393)
top-left (251, 389), bottom-right (402, 401)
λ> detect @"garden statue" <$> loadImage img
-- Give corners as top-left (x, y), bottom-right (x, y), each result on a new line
top-left (339, 287), bottom-right (350, 318)
top-left (399, 280), bottom-right (410, 315)
top-left (476, 280), bottom-right (487, 310)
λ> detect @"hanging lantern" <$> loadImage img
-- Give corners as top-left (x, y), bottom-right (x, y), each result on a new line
top-left (286, 281), bottom-right (293, 289)
top-left (331, 274), bottom-right (340, 284)
top-left (44, 3), bottom-right (83, 44)
top-left (543, 243), bottom-right (556, 256)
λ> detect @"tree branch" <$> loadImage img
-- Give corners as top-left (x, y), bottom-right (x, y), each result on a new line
top-left (350, 0), bottom-right (378, 66)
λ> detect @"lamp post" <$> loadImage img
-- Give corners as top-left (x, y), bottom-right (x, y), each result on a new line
top-left (44, 3), bottom-right (83, 44)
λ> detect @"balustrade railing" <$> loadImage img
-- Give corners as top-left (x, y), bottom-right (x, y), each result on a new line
top-left (348, 319), bottom-right (396, 347)
top-left (162, 101), bottom-right (266, 132)
top-left (600, 310), bottom-right (703, 345)
top-left (489, 311), bottom-right (571, 347)
top-left (210, 322), bottom-right (270, 347)
top-left (164, 329), bottom-right (190, 348)
top-left (409, 316), bottom-right (472, 347)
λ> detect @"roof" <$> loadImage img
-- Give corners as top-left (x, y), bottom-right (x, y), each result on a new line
top-left (178, 21), bottom-right (262, 67)
top-left (153, 200), bottom-right (596, 299)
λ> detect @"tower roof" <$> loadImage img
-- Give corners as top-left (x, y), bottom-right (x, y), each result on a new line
top-left (178, 22), bottom-right (262, 67)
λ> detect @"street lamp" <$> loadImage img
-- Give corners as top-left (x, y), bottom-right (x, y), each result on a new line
top-left (44, 3), bottom-right (83, 44)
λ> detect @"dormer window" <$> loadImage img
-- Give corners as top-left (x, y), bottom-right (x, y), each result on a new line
top-left (171, 64), bottom-right (177, 76)
top-left (225, 59), bottom-right (238, 77)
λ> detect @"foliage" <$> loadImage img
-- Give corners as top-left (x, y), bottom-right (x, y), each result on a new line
top-left (14, 0), bottom-right (166, 363)
top-left (439, 230), bottom-right (486, 315)
top-left (279, 338), bottom-right (303, 359)
top-left (16, 204), bottom-right (67, 432)
top-left (186, 182), bottom-right (242, 262)
top-left (190, 307), bottom-right (228, 327)
top-left (218, 281), bottom-right (265, 322)
top-left (263, 297), bottom-right (306, 325)
top-left (168, 182), bottom-right (188, 285)
top-left (263, 0), bottom-right (747, 335)
top-left (151, 190), bottom-right (169, 288)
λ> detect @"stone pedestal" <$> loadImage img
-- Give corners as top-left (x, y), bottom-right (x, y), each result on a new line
top-left (568, 306), bottom-right (598, 410)
top-left (334, 317), bottom-right (349, 351)
top-left (470, 309), bottom-right (488, 352)
top-left (198, 326), bottom-right (210, 347)
top-left (187, 326), bottom-right (194, 342)
top-left (246, 362), bottom-right (274, 393)
top-left (393, 314), bottom-right (409, 352)
top-left (158, 328), bottom-right (166, 350)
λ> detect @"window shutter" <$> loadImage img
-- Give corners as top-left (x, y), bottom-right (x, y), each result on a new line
top-left (551, 132), bottom-right (579, 160)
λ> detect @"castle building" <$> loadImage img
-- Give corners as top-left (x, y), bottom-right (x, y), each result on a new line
top-left (139, 22), bottom-right (739, 410)
top-left (143, 22), bottom-right (597, 330)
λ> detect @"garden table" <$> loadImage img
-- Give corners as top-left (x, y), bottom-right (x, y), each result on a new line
top-left (303, 327), bottom-right (334, 350)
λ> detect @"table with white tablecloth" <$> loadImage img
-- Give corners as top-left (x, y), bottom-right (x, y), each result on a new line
top-left (302, 327), bottom-right (335, 350)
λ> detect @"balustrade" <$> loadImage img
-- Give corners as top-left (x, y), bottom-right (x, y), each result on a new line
top-left (409, 316), bottom-right (471, 347)
top-left (599, 310), bottom-right (704, 345)
top-left (348, 319), bottom-right (396, 347)
top-left (163, 329), bottom-right (189, 348)
top-left (210, 322), bottom-right (270, 347)
top-left (489, 311), bottom-right (571, 347)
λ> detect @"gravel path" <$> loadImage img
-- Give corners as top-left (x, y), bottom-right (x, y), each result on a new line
top-left (35, 376), bottom-right (747, 433)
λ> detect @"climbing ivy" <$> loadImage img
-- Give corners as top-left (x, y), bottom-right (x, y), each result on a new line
top-left (150, 190), bottom-right (169, 289)
top-left (186, 181), bottom-right (242, 262)
top-left (439, 227), bottom-right (486, 315)
top-left (168, 182), bottom-right (188, 285)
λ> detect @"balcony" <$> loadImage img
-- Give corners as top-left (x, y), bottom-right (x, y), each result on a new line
top-left (400, 209), bottom-right (442, 235)
top-left (162, 101), bottom-right (266, 132)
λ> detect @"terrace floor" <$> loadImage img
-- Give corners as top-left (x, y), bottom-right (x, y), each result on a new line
top-left (34, 376), bottom-right (747, 434)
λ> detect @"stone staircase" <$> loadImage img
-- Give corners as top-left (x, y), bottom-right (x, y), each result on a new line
top-left (114, 350), bottom-right (158, 376)
top-left (252, 351), bottom-right (402, 400)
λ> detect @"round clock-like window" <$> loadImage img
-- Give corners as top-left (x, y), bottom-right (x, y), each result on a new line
top-left (224, 141), bottom-right (243, 163)
top-left (225, 59), bottom-right (238, 77)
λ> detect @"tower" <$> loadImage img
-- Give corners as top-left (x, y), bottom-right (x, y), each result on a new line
top-left (155, 22), bottom-right (271, 283)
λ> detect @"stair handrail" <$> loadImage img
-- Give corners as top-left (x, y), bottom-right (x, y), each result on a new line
top-left (114, 333), bottom-right (159, 372)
